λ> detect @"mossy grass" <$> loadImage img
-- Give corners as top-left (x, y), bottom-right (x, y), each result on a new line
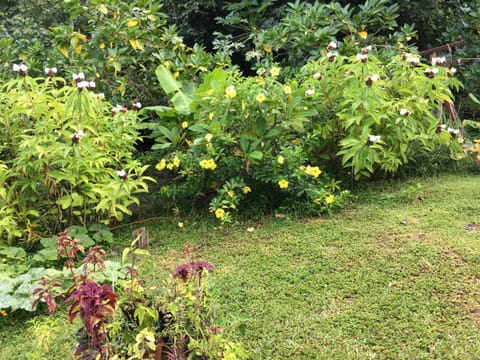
top-left (1, 173), bottom-right (479, 359)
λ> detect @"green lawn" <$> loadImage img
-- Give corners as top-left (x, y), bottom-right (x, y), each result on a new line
top-left (1, 173), bottom-right (479, 359)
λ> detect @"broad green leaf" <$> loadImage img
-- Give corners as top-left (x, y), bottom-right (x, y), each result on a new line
top-left (155, 65), bottom-right (180, 94)
top-left (171, 91), bottom-right (192, 115)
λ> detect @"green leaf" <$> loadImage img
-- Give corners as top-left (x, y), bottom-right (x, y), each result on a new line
top-left (171, 91), bottom-right (192, 115)
top-left (248, 151), bottom-right (263, 160)
top-left (155, 65), bottom-right (180, 94)
top-left (0, 247), bottom-right (26, 259)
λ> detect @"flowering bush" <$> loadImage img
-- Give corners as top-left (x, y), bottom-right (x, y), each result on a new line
top-left (148, 64), bottom-right (347, 222)
top-left (0, 67), bottom-right (152, 245)
top-left (147, 37), bottom-right (465, 220)
top-left (296, 44), bottom-right (464, 178)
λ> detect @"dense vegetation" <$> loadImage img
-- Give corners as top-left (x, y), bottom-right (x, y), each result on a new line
top-left (0, 0), bottom-right (478, 359)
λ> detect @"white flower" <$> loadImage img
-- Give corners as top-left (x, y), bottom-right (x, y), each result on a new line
top-left (399, 108), bottom-right (411, 116)
top-left (368, 135), bottom-right (381, 143)
top-left (356, 53), bottom-right (368, 62)
top-left (88, 81), bottom-right (96, 88)
top-left (44, 67), bottom-right (57, 76)
top-left (327, 51), bottom-right (338, 59)
top-left (77, 81), bottom-right (88, 90)
top-left (132, 102), bottom-right (142, 110)
top-left (448, 127), bottom-right (459, 135)
top-left (305, 88), bottom-right (315, 96)
top-left (112, 104), bottom-right (127, 115)
top-left (406, 55), bottom-right (420, 65)
top-left (313, 72), bottom-right (322, 80)
top-left (431, 56), bottom-right (446, 66)
top-left (13, 63), bottom-right (28, 75)
top-left (365, 74), bottom-right (379, 86)
top-left (450, 67), bottom-right (457, 74)
top-left (71, 130), bottom-right (85, 143)
top-left (73, 72), bottom-right (85, 82)
top-left (116, 169), bottom-right (127, 179)
top-left (327, 41), bottom-right (337, 50)
top-left (362, 46), bottom-right (372, 54)
top-left (95, 93), bottom-right (105, 100)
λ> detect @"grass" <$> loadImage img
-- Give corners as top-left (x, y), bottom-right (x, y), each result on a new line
top-left (1, 173), bottom-right (479, 359)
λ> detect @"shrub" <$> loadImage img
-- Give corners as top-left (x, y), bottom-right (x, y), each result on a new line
top-left (0, 68), bottom-right (152, 246)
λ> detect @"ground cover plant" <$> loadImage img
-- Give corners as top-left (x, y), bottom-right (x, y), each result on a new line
top-left (1, 173), bottom-right (479, 359)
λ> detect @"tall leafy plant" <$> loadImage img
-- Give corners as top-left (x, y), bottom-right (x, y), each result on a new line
top-left (0, 67), bottom-right (152, 246)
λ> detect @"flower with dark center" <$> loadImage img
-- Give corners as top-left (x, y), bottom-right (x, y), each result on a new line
top-left (356, 53), bottom-right (368, 63)
top-left (367, 134), bottom-right (381, 145)
top-left (116, 169), bottom-right (128, 180)
top-left (326, 41), bottom-right (337, 51)
top-left (13, 63), bottom-right (28, 76)
top-left (72, 72), bottom-right (85, 83)
top-left (436, 124), bottom-right (447, 133)
top-left (424, 68), bottom-right (438, 78)
top-left (327, 51), bottom-right (338, 62)
top-left (45, 67), bottom-right (57, 77)
top-left (132, 102), bottom-right (142, 110)
top-left (71, 130), bottom-right (84, 144)
top-left (365, 74), bottom-right (378, 87)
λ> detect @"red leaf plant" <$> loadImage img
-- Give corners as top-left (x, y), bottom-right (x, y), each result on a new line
top-left (66, 281), bottom-right (118, 358)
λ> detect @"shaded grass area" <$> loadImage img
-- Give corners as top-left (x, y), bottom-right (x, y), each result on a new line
top-left (1, 174), bottom-right (479, 359)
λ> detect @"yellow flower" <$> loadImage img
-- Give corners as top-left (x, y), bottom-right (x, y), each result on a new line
top-left (243, 186), bottom-right (251, 194)
top-left (358, 31), bottom-right (368, 39)
top-left (181, 121), bottom-right (189, 129)
top-left (215, 208), bottom-right (225, 219)
top-left (0, 310), bottom-right (7, 316)
top-left (173, 156), bottom-right (180, 167)
top-left (205, 133), bottom-right (213, 142)
top-left (178, 222), bottom-right (184, 228)
top-left (283, 85), bottom-right (292, 95)
top-left (277, 155), bottom-right (285, 165)
top-left (225, 85), bottom-right (237, 99)
top-left (256, 93), bottom-right (266, 103)
top-left (247, 227), bottom-right (255, 232)
top-left (208, 112), bottom-right (215, 120)
top-left (278, 179), bottom-right (289, 189)
top-left (166, 163), bottom-right (174, 170)
top-left (227, 190), bottom-right (234, 198)
top-left (326, 194), bottom-right (335, 205)
top-left (304, 165), bottom-right (322, 178)
top-left (270, 66), bottom-right (280, 77)
top-left (263, 45), bottom-right (272, 53)
top-left (199, 159), bottom-right (217, 170)
top-left (257, 77), bottom-right (265, 85)
top-left (155, 159), bottom-right (166, 171)
top-left (207, 89), bottom-right (214, 96)
top-left (173, 71), bottom-right (180, 79)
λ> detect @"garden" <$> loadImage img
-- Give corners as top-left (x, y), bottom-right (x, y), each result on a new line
top-left (0, 0), bottom-right (479, 359)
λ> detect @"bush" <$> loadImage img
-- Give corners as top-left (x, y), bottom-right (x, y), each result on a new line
top-left (0, 67), bottom-right (152, 246)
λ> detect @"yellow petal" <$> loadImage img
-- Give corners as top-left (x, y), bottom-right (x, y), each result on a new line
top-left (127, 19), bottom-right (139, 27)
top-left (129, 39), bottom-right (138, 50)
top-left (358, 31), bottom-right (368, 39)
